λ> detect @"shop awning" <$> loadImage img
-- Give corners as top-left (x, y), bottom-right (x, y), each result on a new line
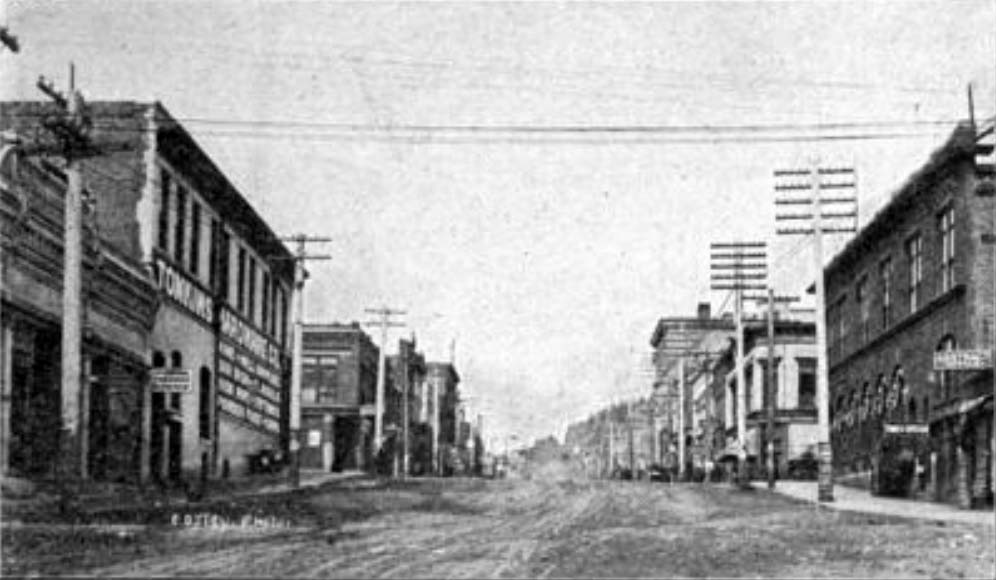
top-left (930, 394), bottom-right (993, 424)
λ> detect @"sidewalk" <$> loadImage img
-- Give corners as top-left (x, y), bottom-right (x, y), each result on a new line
top-left (1, 469), bottom-right (367, 524)
top-left (754, 480), bottom-right (995, 527)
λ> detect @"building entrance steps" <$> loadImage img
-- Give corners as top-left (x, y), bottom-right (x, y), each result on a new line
top-left (752, 480), bottom-right (995, 527)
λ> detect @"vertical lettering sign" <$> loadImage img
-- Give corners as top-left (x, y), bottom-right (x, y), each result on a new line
top-left (217, 306), bottom-right (284, 435)
top-left (153, 256), bottom-right (214, 324)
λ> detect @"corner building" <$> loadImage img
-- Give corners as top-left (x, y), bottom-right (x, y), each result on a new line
top-left (824, 121), bottom-right (994, 508)
top-left (2, 101), bottom-right (294, 484)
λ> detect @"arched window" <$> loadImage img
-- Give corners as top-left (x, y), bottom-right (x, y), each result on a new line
top-left (170, 351), bottom-right (183, 369)
top-left (152, 351), bottom-right (165, 368)
top-left (199, 367), bottom-right (212, 440)
top-left (876, 374), bottom-right (887, 416)
top-left (889, 366), bottom-right (904, 414)
top-left (936, 335), bottom-right (956, 400)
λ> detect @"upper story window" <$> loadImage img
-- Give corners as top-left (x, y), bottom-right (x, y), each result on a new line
top-left (797, 358), bottom-right (816, 409)
top-left (208, 218), bottom-right (219, 291)
top-left (218, 228), bottom-right (231, 299)
top-left (856, 274), bottom-right (869, 344)
top-left (189, 201), bottom-right (201, 276)
top-left (938, 206), bottom-right (955, 293)
top-left (237, 246), bottom-right (247, 313)
top-left (906, 234), bottom-right (922, 313)
top-left (248, 257), bottom-right (257, 323)
top-left (880, 256), bottom-right (893, 328)
top-left (158, 172), bottom-right (171, 250)
top-left (261, 272), bottom-right (271, 332)
top-left (174, 185), bottom-right (187, 264)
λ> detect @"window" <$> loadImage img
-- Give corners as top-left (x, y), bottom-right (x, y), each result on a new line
top-left (189, 202), bottom-right (201, 275)
top-left (906, 234), bottom-right (922, 313)
top-left (278, 287), bottom-right (288, 347)
top-left (856, 275), bottom-right (869, 344)
top-left (939, 206), bottom-right (955, 293)
top-left (208, 218), bottom-right (219, 291)
top-left (237, 246), bottom-right (247, 313)
top-left (798, 358), bottom-right (816, 409)
top-left (880, 256), bottom-right (893, 328)
top-left (261, 272), bottom-right (271, 333)
top-left (248, 257), bottom-right (257, 323)
top-left (170, 351), bottom-right (183, 411)
top-left (218, 228), bottom-right (231, 298)
top-left (174, 185), bottom-right (187, 263)
top-left (199, 367), bottom-right (212, 440)
top-left (158, 172), bottom-right (171, 250)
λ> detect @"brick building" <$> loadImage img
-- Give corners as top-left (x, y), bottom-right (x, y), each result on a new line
top-left (386, 337), bottom-right (428, 475)
top-left (650, 303), bottom-right (734, 472)
top-left (2, 101), bottom-right (295, 485)
top-left (1, 143), bottom-right (157, 483)
top-left (299, 322), bottom-right (378, 472)
top-left (824, 121), bottom-right (994, 507)
top-left (426, 361), bottom-right (460, 475)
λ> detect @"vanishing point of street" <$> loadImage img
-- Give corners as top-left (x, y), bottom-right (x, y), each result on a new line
top-left (4, 461), bottom-right (993, 579)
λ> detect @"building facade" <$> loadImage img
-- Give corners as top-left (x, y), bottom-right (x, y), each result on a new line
top-left (2, 101), bottom-right (295, 485)
top-left (386, 337), bottom-right (428, 475)
top-left (824, 121), bottom-right (994, 507)
top-left (426, 361), bottom-right (460, 475)
top-left (650, 303), bottom-right (734, 473)
top-left (299, 322), bottom-right (378, 472)
top-left (1, 145), bottom-right (157, 483)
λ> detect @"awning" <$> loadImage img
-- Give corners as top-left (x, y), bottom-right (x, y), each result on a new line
top-left (930, 394), bottom-right (993, 424)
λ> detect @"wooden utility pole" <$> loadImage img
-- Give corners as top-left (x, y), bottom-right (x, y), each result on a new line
top-left (711, 241), bottom-right (768, 488)
top-left (364, 307), bottom-right (405, 469)
top-left (775, 161), bottom-right (858, 502)
top-left (280, 234), bottom-right (331, 488)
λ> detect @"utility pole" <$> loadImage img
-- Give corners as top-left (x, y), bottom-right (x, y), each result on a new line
top-left (746, 290), bottom-right (800, 490)
top-left (364, 307), bottom-right (405, 469)
top-left (775, 161), bottom-right (857, 503)
top-left (34, 67), bottom-right (92, 484)
top-left (280, 234), bottom-right (331, 488)
top-left (711, 241), bottom-right (768, 488)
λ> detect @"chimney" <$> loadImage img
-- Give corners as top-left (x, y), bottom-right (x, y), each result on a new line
top-left (697, 302), bottom-right (711, 320)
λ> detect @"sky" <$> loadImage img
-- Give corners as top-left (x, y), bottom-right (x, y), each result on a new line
top-left (2, 0), bottom-right (994, 448)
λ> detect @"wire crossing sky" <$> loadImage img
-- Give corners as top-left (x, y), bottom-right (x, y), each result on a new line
top-left (2, 0), bottom-right (994, 445)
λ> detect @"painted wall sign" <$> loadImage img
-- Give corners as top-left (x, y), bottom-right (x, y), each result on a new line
top-left (153, 256), bottom-right (214, 324)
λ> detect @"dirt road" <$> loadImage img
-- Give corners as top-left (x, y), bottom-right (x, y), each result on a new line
top-left (4, 474), bottom-right (993, 578)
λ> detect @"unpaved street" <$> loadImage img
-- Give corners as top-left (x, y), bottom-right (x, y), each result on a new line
top-left (4, 474), bottom-right (994, 579)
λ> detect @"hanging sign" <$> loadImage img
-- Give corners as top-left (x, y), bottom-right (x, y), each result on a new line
top-left (933, 349), bottom-right (993, 371)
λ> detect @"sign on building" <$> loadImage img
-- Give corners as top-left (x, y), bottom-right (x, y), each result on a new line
top-left (883, 423), bottom-right (929, 435)
top-left (151, 369), bottom-right (191, 393)
top-left (933, 349), bottom-right (993, 371)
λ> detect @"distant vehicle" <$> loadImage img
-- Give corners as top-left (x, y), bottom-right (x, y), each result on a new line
top-left (647, 464), bottom-right (670, 482)
top-left (786, 452), bottom-right (818, 480)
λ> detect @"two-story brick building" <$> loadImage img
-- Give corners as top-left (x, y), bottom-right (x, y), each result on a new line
top-left (299, 322), bottom-right (377, 472)
top-left (426, 361), bottom-right (459, 475)
top-left (824, 121), bottom-right (994, 508)
top-left (2, 101), bottom-right (295, 485)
